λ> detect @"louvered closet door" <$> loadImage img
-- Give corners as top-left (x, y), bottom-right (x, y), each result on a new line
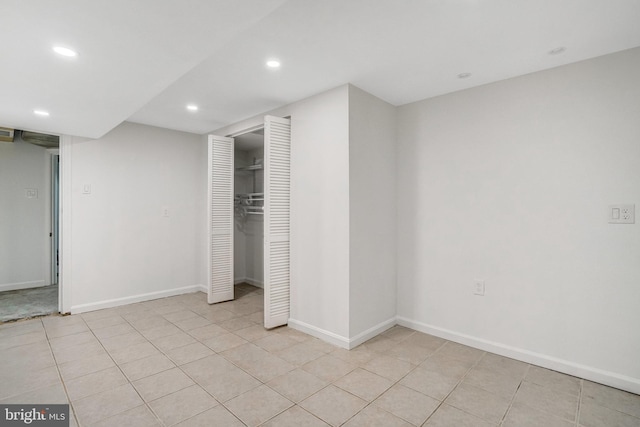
top-left (264, 116), bottom-right (291, 328)
top-left (208, 135), bottom-right (234, 304)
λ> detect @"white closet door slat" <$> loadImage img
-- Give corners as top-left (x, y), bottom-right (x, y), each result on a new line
top-left (264, 116), bottom-right (291, 328)
top-left (208, 135), bottom-right (234, 304)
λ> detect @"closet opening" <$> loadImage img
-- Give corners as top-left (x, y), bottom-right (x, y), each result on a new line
top-left (233, 128), bottom-right (265, 292)
top-left (208, 115), bottom-right (291, 329)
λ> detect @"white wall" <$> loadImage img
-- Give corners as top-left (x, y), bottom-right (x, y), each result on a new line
top-left (396, 47), bottom-right (640, 393)
top-left (0, 139), bottom-right (51, 290)
top-left (348, 85), bottom-right (397, 342)
top-left (213, 85), bottom-right (352, 343)
top-left (65, 122), bottom-right (205, 312)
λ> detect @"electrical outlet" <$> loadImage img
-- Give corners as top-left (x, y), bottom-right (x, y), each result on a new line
top-left (474, 280), bottom-right (485, 296)
top-left (609, 204), bottom-right (635, 224)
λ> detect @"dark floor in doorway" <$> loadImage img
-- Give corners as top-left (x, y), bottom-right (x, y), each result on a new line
top-left (0, 285), bottom-right (58, 322)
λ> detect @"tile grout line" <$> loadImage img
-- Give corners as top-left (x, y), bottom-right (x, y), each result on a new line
top-left (80, 306), bottom-right (172, 426)
top-left (575, 379), bottom-right (583, 427)
top-left (421, 344), bottom-right (489, 426)
top-left (499, 363), bottom-right (530, 426)
top-left (41, 316), bottom-right (81, 427)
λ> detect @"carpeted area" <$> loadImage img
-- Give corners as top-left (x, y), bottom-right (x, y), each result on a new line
top-left (0, 284), bottom-right (58, 322)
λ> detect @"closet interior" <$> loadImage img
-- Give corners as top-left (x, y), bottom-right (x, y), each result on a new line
top-left (233, 129), bottom-right (265, 289)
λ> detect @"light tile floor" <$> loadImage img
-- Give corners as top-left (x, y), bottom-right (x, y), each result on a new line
top-left (1, 284), bottom-right (639, 426)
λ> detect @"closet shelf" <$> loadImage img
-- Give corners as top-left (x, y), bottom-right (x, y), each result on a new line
top-left (235, 193), bottom-right (264, 217)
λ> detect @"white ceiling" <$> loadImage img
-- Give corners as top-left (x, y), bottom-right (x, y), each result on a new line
top-left (2, 0), bottom-right (640, 139)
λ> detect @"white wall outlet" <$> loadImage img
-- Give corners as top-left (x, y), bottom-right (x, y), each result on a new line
top-left (25, 188), bottom-right (38, 199)
top-left (162, 207), bottom-right (169, 217)
top-left (474, 280), bottom-right (485, 296)
top-left (609, 204), bottom-right (635, 224)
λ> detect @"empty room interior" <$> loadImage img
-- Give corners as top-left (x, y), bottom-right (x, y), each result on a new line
top-left (1, 1), bottom-right (639, 426)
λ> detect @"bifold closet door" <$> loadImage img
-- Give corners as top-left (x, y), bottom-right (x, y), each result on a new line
top-left (207, 135), bottom-right (234, 304)
top-left (264, 116), bottom-right (291, 328)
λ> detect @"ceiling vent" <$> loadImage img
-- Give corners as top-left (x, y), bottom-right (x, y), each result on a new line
top-left (18, 130), bottom-right (59, 148)
top-left (0, 127), bottom-right (14, 142)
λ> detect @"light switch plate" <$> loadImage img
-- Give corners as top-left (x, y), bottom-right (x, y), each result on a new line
top-left (474, 280), bottom-right (485, 296)
top-left (609, 204), bottom-right (635, 224)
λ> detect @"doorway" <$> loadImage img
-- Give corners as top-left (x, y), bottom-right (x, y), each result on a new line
top-left (207, 116), bottom-right (291, 329)
top-left (0, 132), bottom-right (60, 321)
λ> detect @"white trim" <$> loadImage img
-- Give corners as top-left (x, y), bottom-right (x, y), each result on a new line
top-left (59, 136), bottom-right (73, 314)
top-left (287, 317), bottom-right (397, 350)
top-left (397, 316), bottom-right (640, 395)
top-left (0, 281), bottom-right (47, 292)
top-left (70, 285), bottom-right (204, 314)
top-left (288, 318), bottom-right (350, 349)
top-left (226, 124), bottom-right (264, 138)
top-left (349, 317), bottom-right (397, 349)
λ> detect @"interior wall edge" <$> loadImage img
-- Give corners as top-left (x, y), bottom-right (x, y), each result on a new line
top-left (70, 284), bottom-right (204, 314)
top-left (288, 318), bottom-right (351, 349)
top-left (348, 316), bottom-right (396, 350)
top-left (397, 316), bottom-right (640, 395)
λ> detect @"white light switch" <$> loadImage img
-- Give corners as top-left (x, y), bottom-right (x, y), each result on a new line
top-left (474, 280), bottom-right (485, 296)
top-left (82, 184), bottom-right (91, 194)
top-left (25, 188), bottom-right (38, 199)
top-left (609, 204), bottom-right (635, 224)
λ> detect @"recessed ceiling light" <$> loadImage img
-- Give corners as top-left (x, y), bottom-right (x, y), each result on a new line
top-left (186, 104), bottom-right (198, 112)
top-left (457, 72), bottom-right (472, 79)
top-left (266, 60), bottom-right (281, 69)
top-left (34, 110), bottom-right (50, 116)
top-left (53, 46), bottom-right (77, 57)
top-left (548, 47), bottom-right (566, 55)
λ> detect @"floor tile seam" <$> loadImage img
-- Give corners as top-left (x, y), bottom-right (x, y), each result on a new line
top-left (41, 317), bottom-right (81, 427)
top-left (575, 378), bottom-right (583, 427)
top-left (497, 363), bottom-right (530, 426)
top-left (419, 356), bottom-right (482, 426)
top-left (144, 386), bottom-right (220, 427)
top-left (580, 397), bottom-right (640, 420)
top-left (353, 351), bottom-right (453, 426)
top-left (519, 378), bottom-right (584, 405)
top-left (509, 379), bottom-right (581, 424)
top-left (0, 330), bottom-right (50, 351)
top-left (69, 316), bottom-right (165, 427)
top-left (0, 318), bottom-right (46, 337)
top-left (297, 382), bottom-right (369, 426)
top-left (174, 352), bottom-right (240, 405)
top-left (249, 399), bottom-right (295, 426)
top-left (217, 386), bottom-right (292, 426)
top-left (428, 345), bottom-right (501, 425)
top-left (214, 401), bottom-right (250, 426)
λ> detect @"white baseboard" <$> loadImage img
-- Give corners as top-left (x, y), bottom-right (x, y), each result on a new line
top-left (234, 277), bottom-right (264, 288)
top-left (288, 318), bottom-right (350, 349)
top-left (288, 317), bottom-right (397, 350)
top-left (70, 285), bottom-right (204, 314)
top-left (0, 280), bottom-right (47, 292)
top-left (397, 316), bottom-right (640, 395)
top-left (348, 317), bottom-right (397, 349)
